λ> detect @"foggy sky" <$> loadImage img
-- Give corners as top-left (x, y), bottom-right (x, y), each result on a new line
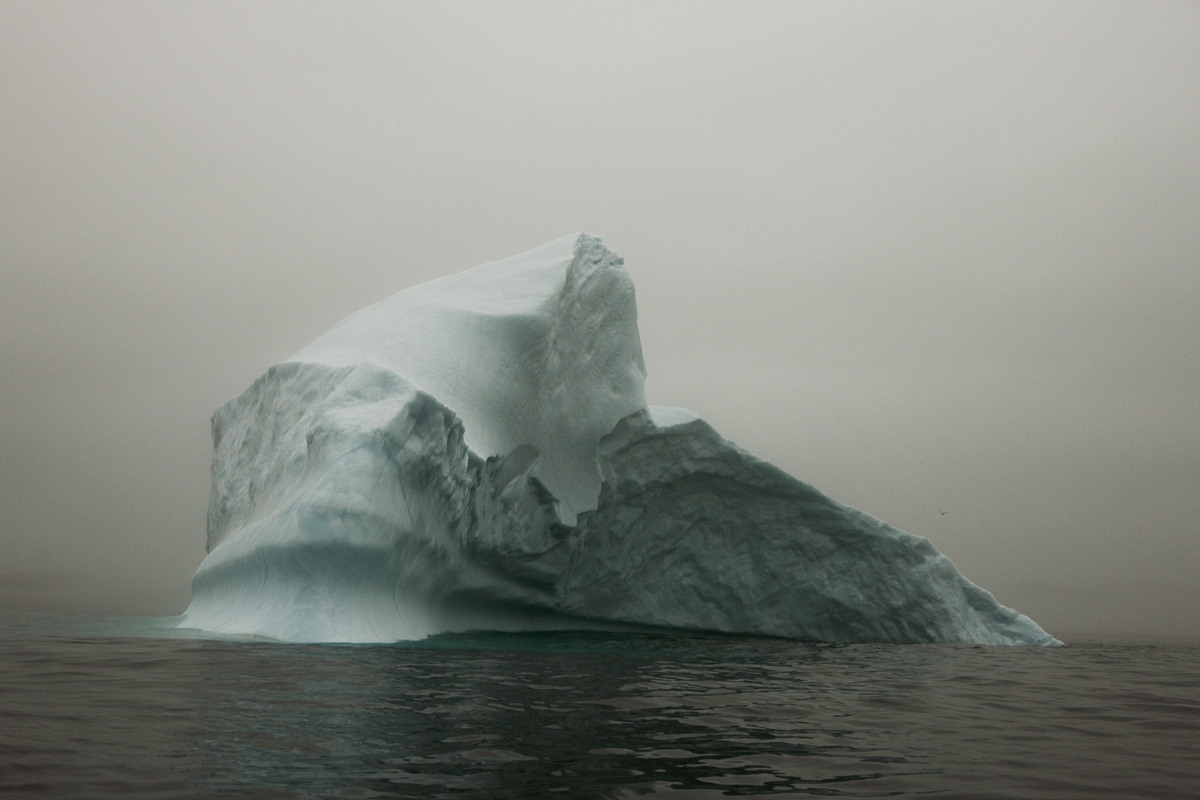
top-left (2, 1), bottom-right (1197, 639)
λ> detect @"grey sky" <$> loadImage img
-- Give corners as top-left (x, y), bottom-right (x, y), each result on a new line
top-left (2, 1), bottom-right (1197, 638)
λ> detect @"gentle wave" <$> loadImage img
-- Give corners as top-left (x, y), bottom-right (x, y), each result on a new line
top-left (1, 617), bottom-right (1197, 799)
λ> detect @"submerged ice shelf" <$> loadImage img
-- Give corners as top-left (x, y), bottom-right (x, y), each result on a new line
top-left (180, 233), bottom-right (1059, 646)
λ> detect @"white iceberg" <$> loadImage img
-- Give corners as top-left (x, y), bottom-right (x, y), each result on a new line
top-left (180, 233), bottom-right (1059, 646)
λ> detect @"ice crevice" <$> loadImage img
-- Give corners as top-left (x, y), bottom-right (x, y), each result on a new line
top-left (180, 233), bottom-right (1060, 646)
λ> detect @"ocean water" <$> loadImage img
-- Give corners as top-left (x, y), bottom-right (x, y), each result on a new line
top-left (1, 617), bottom-right (1197, 799)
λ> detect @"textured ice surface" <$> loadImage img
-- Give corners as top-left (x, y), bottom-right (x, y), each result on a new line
top-left (181, 233), bottom-right (1059, 645)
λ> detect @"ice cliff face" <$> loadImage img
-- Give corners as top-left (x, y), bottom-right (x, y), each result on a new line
top-left (181, 233), bottom-right (1059, 646)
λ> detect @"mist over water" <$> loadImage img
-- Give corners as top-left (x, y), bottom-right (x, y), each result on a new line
top-left (2, 1), bottom-right (1198, 640)
top-left (2, 618), bottom-right (1198, 799)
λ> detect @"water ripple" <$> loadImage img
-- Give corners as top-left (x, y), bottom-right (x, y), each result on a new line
top-left (0, 620), bottom-right (1197, 798)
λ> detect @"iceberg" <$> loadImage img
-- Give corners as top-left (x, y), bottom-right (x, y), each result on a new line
top-left (181, 233), bottom-right (1059, 646)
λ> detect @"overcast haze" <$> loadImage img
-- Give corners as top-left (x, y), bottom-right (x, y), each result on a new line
top-left (2, 1), bottom-right (1197, 639)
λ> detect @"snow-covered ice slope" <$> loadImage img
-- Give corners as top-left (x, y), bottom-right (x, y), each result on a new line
top-left (287, 233), bottom-right (646, 527)
top-left (180, 233), bottom-right (1059, 645)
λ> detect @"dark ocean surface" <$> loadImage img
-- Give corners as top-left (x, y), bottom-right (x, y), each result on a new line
top-left (1, 616), bottom-right (1197, 799)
